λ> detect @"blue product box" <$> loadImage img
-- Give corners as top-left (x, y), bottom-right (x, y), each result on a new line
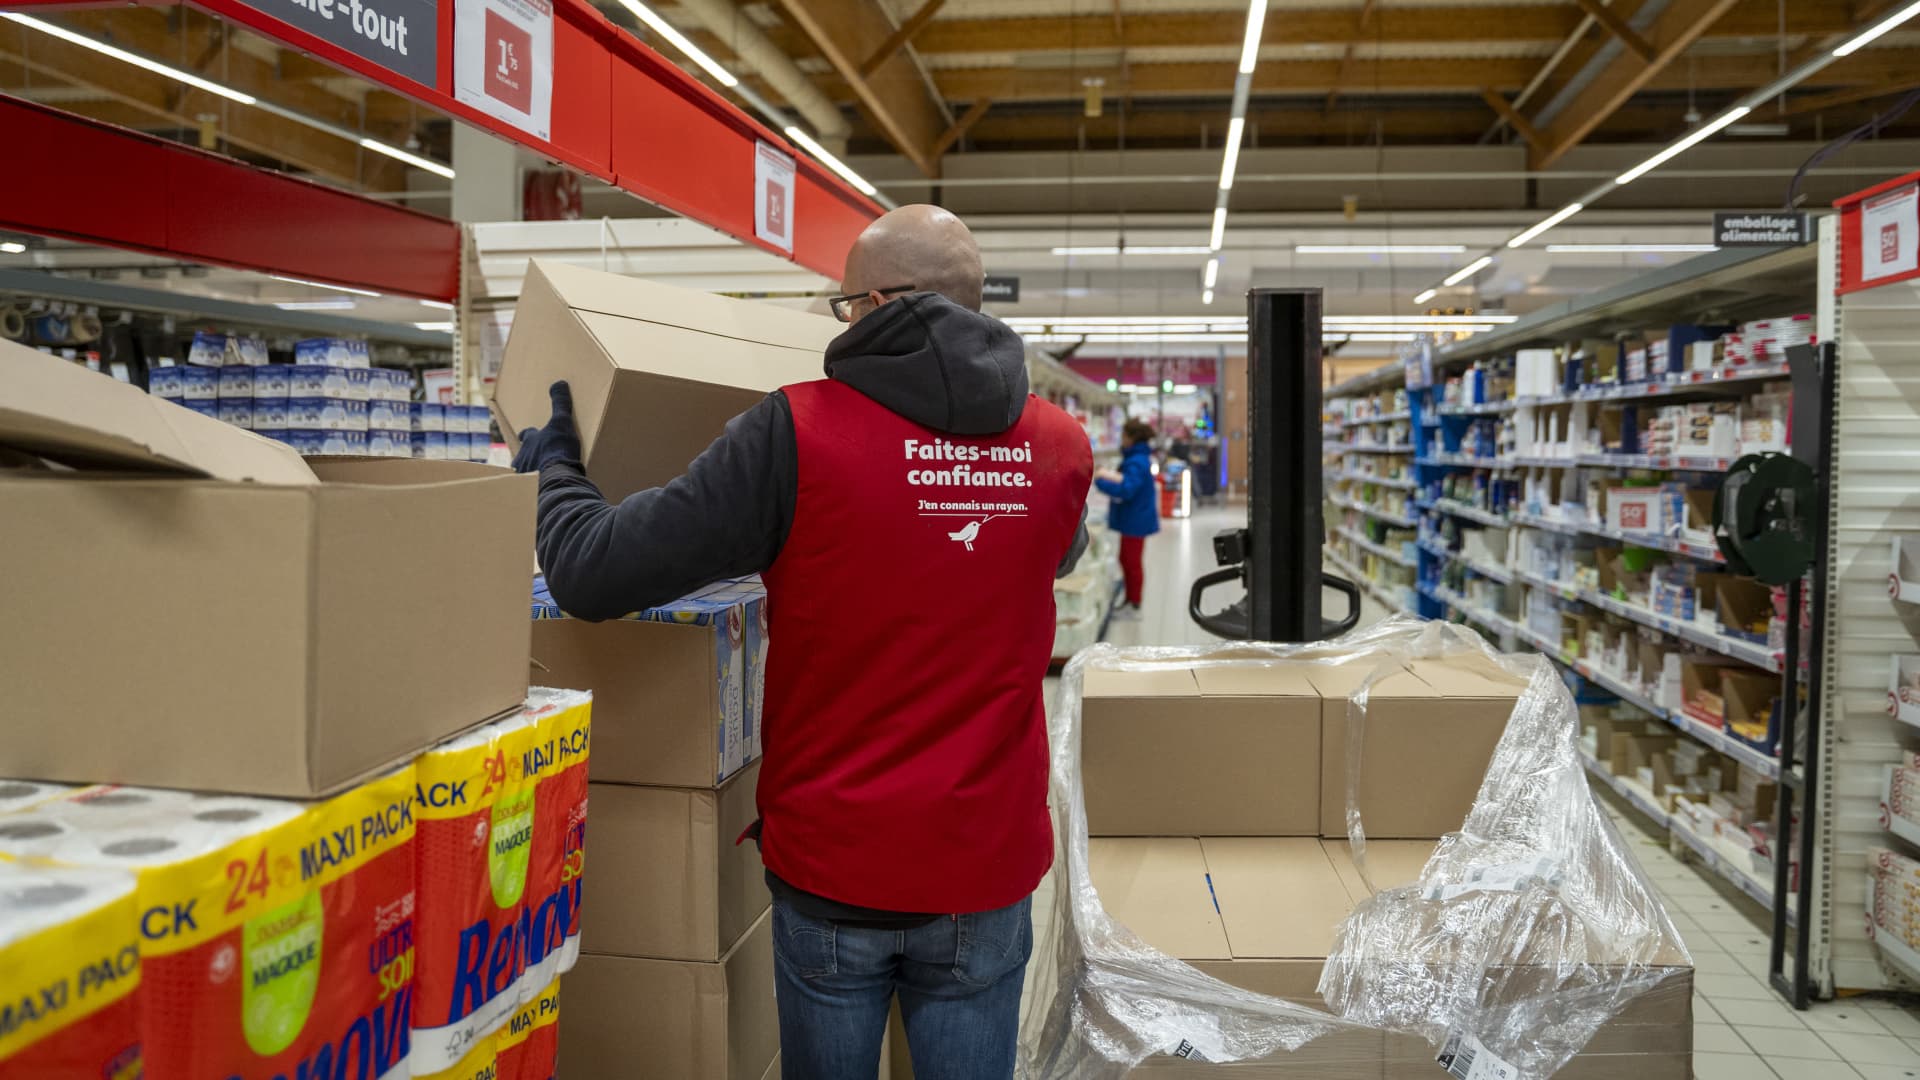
top-left (216, 400), bottom-right (253, 430)
top-left (181, 399), bottom-right (220, 419)
top-left (147, 366), bottom-right (183, 400)
top-left (187, 331), bottom-right (227, 367)
top-left (285, 430), bottom-right (325, 456)
top-left (411, 430), bottom-right (448, 460)
top-left (217, 365), bottom-right (254, 400)
top-left (288, 364), bottom-right (347, 398)
top-left (179, 366), bottom-right (219, 400)
top-left (288, 397), bottom-right (362, 430)
top-left (368, 400), bottom-right (402, 428)
top-left (341, 398), bottom-right (369, 431)
top-left (345, 367), bottom-right (371, 401)
top-left (444, 432), bottom-right (471, 460)
top-left (470, 405), bottom-right (493, 436)
top-left (340, 430), bottom-right (367, 455)
top-left (253, 397), bottom-right (291, 429)
top-left (253, 364), bottom-right (292, 398)
top-left (530, 574), bottom-right (768, 783)
top-left (295, 337), bottom-right (359, 368)
top-left (367, 429), bottom-right (398, 457)
top-left (235, 336), bottom-right (269, 367)
top-left (371, 368), bottom-right (407, 401)
top-left (411, 402), bottom-right (445, 433)
top-left (254, 426), bottom-right (289, 445)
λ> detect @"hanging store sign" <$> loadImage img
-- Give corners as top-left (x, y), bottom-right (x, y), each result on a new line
top-left (1860, 182), bottom-right (1919, 285)
top-left (982, 275), bottom-right (1020, 303)
top-left (455, 0), bottom-right (553, 141)
top-left (243, 0), bottom-right (439, 86)
top-left (754, 142), bottom-right (796, 254)
top-left (1713, 211), bottom-right (1811, 247)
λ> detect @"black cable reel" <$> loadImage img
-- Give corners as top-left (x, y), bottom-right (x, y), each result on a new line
top-left (1715, 452), bottom-right (1818, 585)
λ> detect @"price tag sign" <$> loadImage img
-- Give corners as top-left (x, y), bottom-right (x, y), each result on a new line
top-left (455, 0), bottom-right (553, 141)
top-left (1862, 182), bottom-right (1919, 285)
top-left (755, 142), bottom-right (797, 253)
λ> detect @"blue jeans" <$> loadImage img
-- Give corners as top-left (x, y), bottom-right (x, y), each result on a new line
top-left (771, 894), bottom-right (1033, 1080)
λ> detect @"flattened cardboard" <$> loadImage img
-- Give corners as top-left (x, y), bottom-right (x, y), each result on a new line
top-left (559, 907), bottom-right (778, 1080)
top-left (493, 261), bottom-right (837, 502)
top-left (580, 761), bottom-right (768, 962)
top-left (1083, 662), bottom-right (1321, 836)
top-left (0, 354), bottom-right (535, 795)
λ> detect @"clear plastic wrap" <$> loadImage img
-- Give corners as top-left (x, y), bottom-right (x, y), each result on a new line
top-left (1019, 616), bottom-right (1691, 1079)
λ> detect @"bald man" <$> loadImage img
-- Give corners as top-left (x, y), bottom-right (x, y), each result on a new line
top-left (516, 205), bottom-right (1092, 1079)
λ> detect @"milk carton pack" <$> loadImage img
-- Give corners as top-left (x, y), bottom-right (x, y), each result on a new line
top-left (187, 331), bottom-right (228, 368)
top-left (0, 859), bottom-right (142, 1080)
top-left (295, 338), bottom-right (370, 369)
top-left (217, 399), bottom-right (254, 430)
top-left (412, 403), bottom-right (446, 433)
top-left (413, 431), bottom-right (449, 460)
top-left (218, 365), bottom-right (254, 400)
top-left (180, 365), bottom-right (219, 401)
top-left (0, 776), bottom-right (420, 1080)
top-left (147, 365), bottom-right (183, 401)
top-left (235, 336), bottom-right (270, 367)
top-left (182, 399), bottom-right (220, 420)
top-left (346, 368), bottom-right (373, 402)
top-left (410, 689), bottom-right (590, 1077)
top-left (254, 365), bottom-right (293, 400)
top-left (289, 364), bottom-right (350, 399)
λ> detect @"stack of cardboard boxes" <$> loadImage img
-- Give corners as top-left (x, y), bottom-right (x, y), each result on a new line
top-left (1079, 652), bottom-right (1694, 1078)
top-left (0, 341), bottom-right (594, 1079)
top-left (493, 262), bottom-right (842, 1078)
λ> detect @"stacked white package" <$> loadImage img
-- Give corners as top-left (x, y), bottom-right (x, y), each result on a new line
top-left (0, 779), bottom-right (81, 814)
top-left (1742, 315), bottom-right (1816, 362)
top-left (0, 858), bottom-right (143, 1077)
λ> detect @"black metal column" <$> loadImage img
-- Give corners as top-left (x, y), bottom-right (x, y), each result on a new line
top-left (1247, 288), bottom-right (1324, 642)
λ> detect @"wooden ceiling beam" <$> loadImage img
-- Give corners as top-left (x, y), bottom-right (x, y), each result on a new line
top-left (859, 0), bottom-right (943, 79)
top-left (768, 0), bottom-right (947, 175)
top-left (1570, 0), bottom-right (1657, 62)
top-left (1531, 0), bottom-right (1741, 169)
top-left (1781, 77), bottom-right (1920, 116)
top-left (932, 96), bottom-right (990, 156)
top-left (1478, 87), bottom-right (1545, 150)
top-left (792, 0), bottom-right (1854, 57)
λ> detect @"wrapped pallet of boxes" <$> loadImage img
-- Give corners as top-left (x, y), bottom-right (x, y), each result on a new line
top-left (0, 342), bottom-right (536, 795)
top-left (1049, 627), bottom-right (1693, 1079)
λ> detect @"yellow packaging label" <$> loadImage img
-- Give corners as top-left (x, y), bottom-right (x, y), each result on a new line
top-left (137, 767), bottom-right (417, 955)
top-left (0, 884), bottom-right (141, 1062)
top-left (495, 979), bottom-right (561, 1052)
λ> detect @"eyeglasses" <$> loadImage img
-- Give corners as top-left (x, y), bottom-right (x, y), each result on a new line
top-left (829, 284), bottom-right (916, 323)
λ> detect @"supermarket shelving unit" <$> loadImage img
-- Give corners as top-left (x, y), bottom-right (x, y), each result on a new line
top-left (1325, 237), bottom-right (1830, 1001)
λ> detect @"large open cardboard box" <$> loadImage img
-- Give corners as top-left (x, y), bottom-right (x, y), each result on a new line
top-left (492, 261), bottom-right (838, 503)
top-left (580, 761), bottom-right (769, 963)
top-left (560, 907), bottom-right (779, 1080)
top-left (1093, 836), bottom-right (1692, 1079)
top-left (0, 345), bottom-right (534, 796)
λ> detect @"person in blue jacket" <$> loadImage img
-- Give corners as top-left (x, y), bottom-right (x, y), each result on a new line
top-left (1094, 418), bottom-right (1161, 618)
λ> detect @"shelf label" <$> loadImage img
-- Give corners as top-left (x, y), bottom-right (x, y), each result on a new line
top-left (454, 0), bottom-right (553, 140)
top-left (1862, 183), bottom-right (1920, 285)
top-left (754, 142), bottom-right (797, 254)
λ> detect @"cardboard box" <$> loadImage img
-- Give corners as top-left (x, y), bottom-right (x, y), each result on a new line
top-left (1082, 662), bottom-right (1322, 836)
top-left (581, 761), bottom-right (768, 962)
top-left (531, 576), bottom-right (765, 787)
top-left (1310, 658), bottom-right (1523, 839)
top-left (560, 907), bottom-right (778, 1080)
top-left (1091, 837), bottom-right (1691, 1079)
top-left (0, 344), bottom-right (534, 796)
top-left (493, 261), bottom-right (837, 503)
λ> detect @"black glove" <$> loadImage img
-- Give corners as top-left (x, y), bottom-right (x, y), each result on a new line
top-left (513, 381), bottom-right (583, 474)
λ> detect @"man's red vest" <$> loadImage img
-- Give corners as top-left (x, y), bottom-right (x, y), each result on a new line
top-left (757, 378), bottom-right (1093, 913)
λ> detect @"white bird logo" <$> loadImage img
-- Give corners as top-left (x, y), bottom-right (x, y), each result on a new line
top-left (949, 520), bottom-right (984, 551)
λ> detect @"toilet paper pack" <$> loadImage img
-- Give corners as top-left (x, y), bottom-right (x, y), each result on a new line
top-left (0, 859), bottom-right (142, 1080)
top-left (0, 774), bottom-right (420, 1080)
top-left (410, 689), bottom-right (590, 1075)
top-left (0, 779), bottom-right (82, 815)
top-left (415, 978), bottom-right (561, 1080)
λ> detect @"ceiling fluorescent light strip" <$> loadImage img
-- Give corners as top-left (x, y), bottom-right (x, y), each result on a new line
top-left (274, 300), bottom-right (358, 311)
top-left (784, 126), bottom-right (878, 197)
top-left (1615, 107), bottom-right (1751, 185)
top-left (1413, 288), bottom-right (1438, 305)
top-left (617, 0), bottom-right (738, 87)
top-left (1204, 258), bottom-right (1220, 289)
top-left (1210, 207), bottom-right (1228, 251)
top-left (1238, 0), bottom-right (1268, 74)
top-left (0, 242), bottom-right (25, 255)
top-left (1050, 246), bottom-right (1215, 256)
top-left (1835, 0), bottom-right (1920, 55)
top-left (1294, 245), bottom-right (1469, 254)
top-left (1441, 255), bottom-right (1494, 287)
top-left (1219, 117), bottom-right (1246, 191)
top-left (272, 275), bottom-right (382, 297)
top-left (2, 13), bottom-right (256, 104)
top-left (1202, 290), bottom-right (1216, 306)
top-left (359, 137), bottom-right (456, 179)
top-left (1508, 204), bottom-right (1586, 248)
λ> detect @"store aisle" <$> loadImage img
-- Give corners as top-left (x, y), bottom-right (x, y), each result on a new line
top-left (1068, 508), bottom-right (1920, 1078)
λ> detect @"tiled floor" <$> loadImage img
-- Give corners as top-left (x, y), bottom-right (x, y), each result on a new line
top-left (1068, 504), bottom-right (1920, 1079)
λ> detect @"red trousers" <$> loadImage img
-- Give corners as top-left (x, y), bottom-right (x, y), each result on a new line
top-left (1119, 535), bottom-right (1145, 607)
